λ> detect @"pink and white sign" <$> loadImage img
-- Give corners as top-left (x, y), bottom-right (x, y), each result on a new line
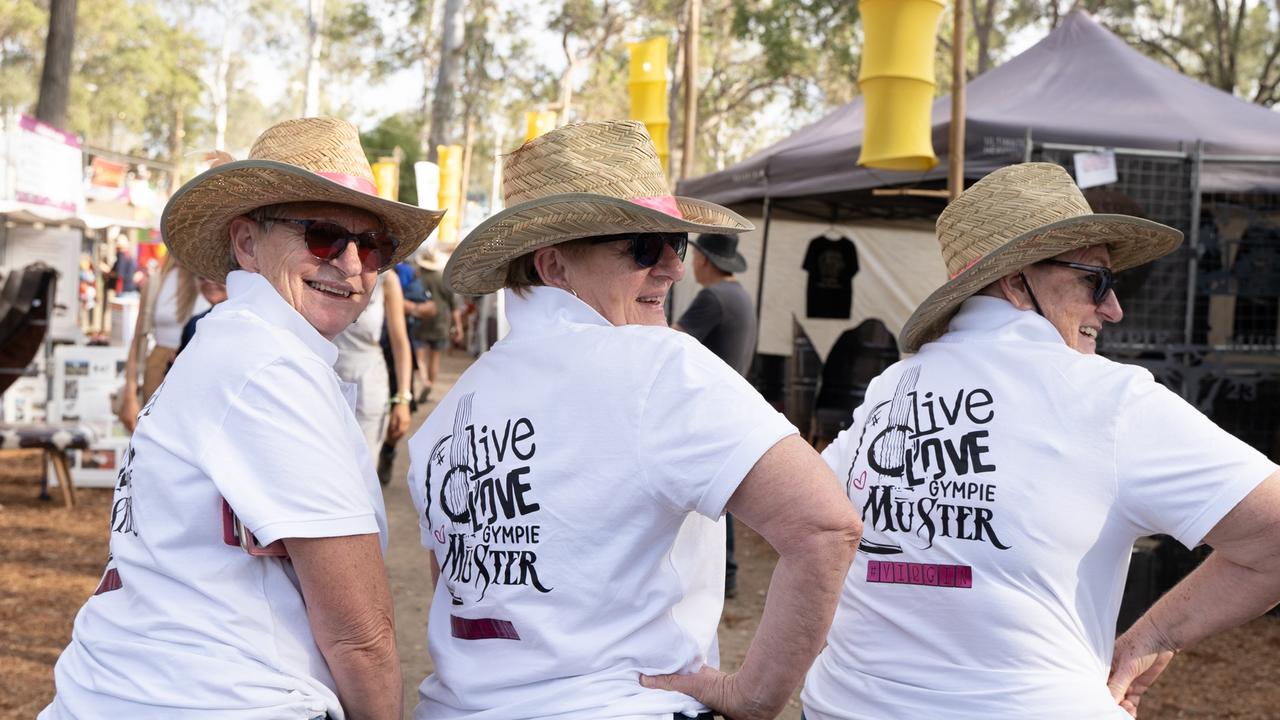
top-left (6, 114), bottom-right (85, 213)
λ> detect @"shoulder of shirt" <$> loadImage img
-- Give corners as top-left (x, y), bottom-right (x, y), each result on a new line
top-left (185, 305), bottom-right (332, 377)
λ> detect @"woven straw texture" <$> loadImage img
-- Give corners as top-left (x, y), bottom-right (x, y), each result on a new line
top-left (899, 163), bottom-right (1182, 352)
top-left (162, 117), bottom-right (444, 282)
top-left (446, 120), bottom-right (752, 295)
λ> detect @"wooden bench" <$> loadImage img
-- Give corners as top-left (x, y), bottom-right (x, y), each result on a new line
top-left (0, 423), bottom-right (97, 507)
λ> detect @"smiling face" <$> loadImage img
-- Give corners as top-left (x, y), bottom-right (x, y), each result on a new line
top-left (1017, 244), bottom-right (1123, 354)
top-left (550, 236), bottom-right (687, 326)
top-left (229, 201), bottom-right (382, 340)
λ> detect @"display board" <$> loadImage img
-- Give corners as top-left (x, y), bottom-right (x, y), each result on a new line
top-left (48, 345), bottom-right (129, 487)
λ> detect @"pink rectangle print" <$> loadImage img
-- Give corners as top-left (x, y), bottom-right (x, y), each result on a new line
top-left (866, 560), bottom-right (972, 588)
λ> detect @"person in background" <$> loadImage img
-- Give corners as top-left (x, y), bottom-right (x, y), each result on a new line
top-left (42, 116), bottom-right (443, 719)
top-left (378, 260), bottom-right (436, 484)
top-left (407, 120), bottom-right (859, 720)
top-left (411, 249), bottom-right (459, 402)
top-left (116, 252), bottom-right (210, 431)
top-left (175, 277), bottom-right (227, 356)
top-left (110, 238), bottom-right (140, 296)
top-left (334, 274), bottom-right (414, 462)
top-left (802, 163), bottom-right (1280, 720)
top-left (673, 232), bottom-right (757, 599)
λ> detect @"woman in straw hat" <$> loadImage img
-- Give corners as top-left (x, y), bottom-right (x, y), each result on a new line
top-left (801, 163), bottom-right (1280, 720)
top-left (42, 117), bottom-right (442, 720)
top-left (404, 120), bottom-right (860, 720)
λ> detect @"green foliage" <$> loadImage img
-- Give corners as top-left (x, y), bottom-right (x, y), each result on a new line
top-left (0, 0), bottom-right (47, 112)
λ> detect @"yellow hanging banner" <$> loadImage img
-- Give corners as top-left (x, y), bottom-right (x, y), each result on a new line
top-left (436, 145), bottom-right (464, 249)
top-left (857, 0), bottom-right (946, 171)
top-left (371, 161), bottom-right (400, 201)
top-left (525, 111), bottom-right (558, 143)
top-left (627, 37), bottom-right (670, 172)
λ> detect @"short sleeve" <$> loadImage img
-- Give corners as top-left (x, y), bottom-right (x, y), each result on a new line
top-left (677, 288), bottom-right (722, 341)
top-left (1115, 374), bottom-right (1277, 549)
top-left (803, 239), bottom-right (820, 271)
top-left (200, 357), bottom-right (379, 545)
top-left (639, 339), bottom-right (798, 519)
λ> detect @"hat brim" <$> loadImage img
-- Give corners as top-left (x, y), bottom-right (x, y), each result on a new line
top-left (446, 193), bottom-right (753, 295)
top-left (899, 214), bottom-right (1183, 352)
top-left (693, 243), bottom-right (747, 274)
top-left (162, 159), bottom-right (445, 282)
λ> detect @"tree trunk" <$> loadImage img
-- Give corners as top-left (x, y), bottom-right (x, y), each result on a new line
top-left (558, 57), bottom-right (578, 125)
top-left (459, 112), bottom-right (476, 210)
top-left (213, 20), bottom-right (233, 151)
top-left (35, 0), bottom-right (78, 129)
top-left (169, 103), bottom-right (185, 195)
top-left (681, 0), bottom-right (700, 180)
top-left (427, 0), bottom-right (465, 162)
top-left (304, 0), bottom-right (326, 116)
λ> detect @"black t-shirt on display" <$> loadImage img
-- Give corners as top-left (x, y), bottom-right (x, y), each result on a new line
top-left (802, 236), bottom-right (859, 319)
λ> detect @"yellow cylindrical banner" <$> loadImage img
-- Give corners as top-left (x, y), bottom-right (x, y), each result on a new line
top-left (627, 37), bottom-right (670, 172)
top-left (857, 0), bottom-right (946, 171)
top-left (436, 145), bottom-right (463, 249)
top-left (525, 111), bottom-right (557, 143)
top-left (371, 161), bottom-right (400, 201)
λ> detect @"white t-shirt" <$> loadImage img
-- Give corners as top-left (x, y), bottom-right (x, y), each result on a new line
top-left (406, 286), bottom-right (797, 720)
top-left (42, 271), bottom-right (385, 720)
top-left (802, 296), bottom-right (1277, 720)
top-left (152, 265), bottom-right (211, 349)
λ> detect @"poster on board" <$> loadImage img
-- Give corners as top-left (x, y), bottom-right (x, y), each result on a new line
top-left (48, 344), bottom-right (128, 487)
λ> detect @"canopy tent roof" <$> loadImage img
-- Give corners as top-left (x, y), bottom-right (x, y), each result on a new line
top-left (678, 10), bottom-right (1280, 205)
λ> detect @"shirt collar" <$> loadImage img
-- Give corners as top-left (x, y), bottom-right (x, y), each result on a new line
top-left (224, 270), bottom-right (339, 365)
top-left (937, 295), bottom-right (1067, 347)
top-left (503, 285), bottom-right (611, 337)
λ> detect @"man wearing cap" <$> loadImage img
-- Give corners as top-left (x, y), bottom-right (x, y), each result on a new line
top-left (675, 233), bottom-right (756, 598)
top-left (42, 117), bottom-right (443, 720)
top-left (800, 163), bottom-right (1280, 720)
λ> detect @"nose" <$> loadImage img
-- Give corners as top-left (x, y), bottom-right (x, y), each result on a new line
top-left (1098, 288), bottom-right (1123, 323)
top-left (653, 243), bottom-right (686, 281)
top-left (330, 238), bottom-right (365, 277)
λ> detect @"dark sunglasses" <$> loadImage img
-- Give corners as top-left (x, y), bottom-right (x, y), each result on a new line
top-left (589, 232), bottom-right (688, 268)
top-left (261, 217), bottom-right (399, 272)
top-left (1040, 259), bottom-right (1117, 304)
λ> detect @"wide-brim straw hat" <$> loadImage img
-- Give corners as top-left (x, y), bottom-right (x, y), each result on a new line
top-left (446, 120), bottom-right (753, 296)
top-left (162, 117), bottom-right (445, 282)
top-left (899, 162), bottom-right (1182, 353)
top-left (416, 248), bottom-right (446, 272)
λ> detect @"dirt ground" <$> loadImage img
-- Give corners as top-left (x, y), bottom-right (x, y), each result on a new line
top-left (3, 349), bottom-right (1279, 719)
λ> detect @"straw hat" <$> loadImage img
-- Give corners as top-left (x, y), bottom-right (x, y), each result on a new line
top-left (416, 248), bottom-right (446, 272)
top-left (162, 117), bottom-right (445, 282)
top-left (446, 120), bottom-right (753, 295)
top-left (899, 163), bottom-right (1182, 353)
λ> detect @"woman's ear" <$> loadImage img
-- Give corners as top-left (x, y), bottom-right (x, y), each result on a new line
top-left (533, 246), bottom-right (572, 292)
top-left (995, 272), bottom-right (1034, 311)
top-left (229, 216), bottom-right (259, 272)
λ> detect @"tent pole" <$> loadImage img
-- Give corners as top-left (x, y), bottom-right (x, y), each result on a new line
top-left (948, 0), bottom-right (966, 200)
top-left (755, 194), bottom-right (772, 327)
top-left (1183, 141), bottom-right (1203, 349)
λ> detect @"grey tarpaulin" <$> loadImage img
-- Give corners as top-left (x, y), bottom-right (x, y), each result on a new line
top-left (677, 9), bottom-right (1280, 204)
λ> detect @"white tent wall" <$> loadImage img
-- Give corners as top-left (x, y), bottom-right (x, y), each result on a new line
top-left (672, 217), bottom-right (945, 361)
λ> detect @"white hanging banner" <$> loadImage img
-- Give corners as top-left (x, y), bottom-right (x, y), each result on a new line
top-left (1073, 150), bottom-right (1118, 189)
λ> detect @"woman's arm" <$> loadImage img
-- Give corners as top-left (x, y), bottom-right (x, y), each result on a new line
top-left (642, 434), bottom-right (861, 720)
top-left (1109, 470), bottom-right (1280, 716)
top-left (383, 279), bottom-right (413, 441)
top-left (116, 278), bottom-right (152, 430)
top-left (286, 533), bottom-right (401, 720)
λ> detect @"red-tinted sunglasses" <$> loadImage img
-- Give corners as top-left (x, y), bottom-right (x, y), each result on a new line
top-left (262, 217), bottom-right (399, 272)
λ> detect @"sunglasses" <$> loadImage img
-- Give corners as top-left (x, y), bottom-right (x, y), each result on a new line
top-left (1040, 259), bottom-right (1117, 304)
top-left (589, 232), bottom-right (688, 268)
top-left (261, 217), bottom-right (399, 272)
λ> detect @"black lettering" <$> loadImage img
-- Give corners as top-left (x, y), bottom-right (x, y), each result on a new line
top-left (862, 485), bottom-right (897, 532)
top-left (966, 389), bottom-right (995, 424)
top-left (512, 418), bottom-right (536, 460)
top-left (938, 389), bottom-right (964, 425)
